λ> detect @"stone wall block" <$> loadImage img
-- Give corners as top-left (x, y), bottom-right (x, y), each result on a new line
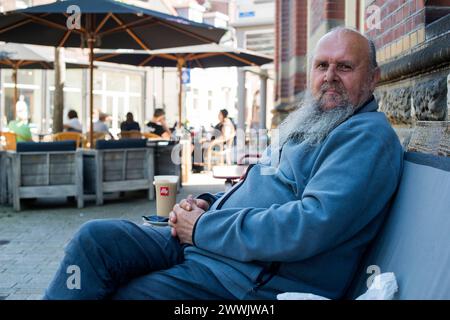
top-left (413, 77), bottom-right (447, 121)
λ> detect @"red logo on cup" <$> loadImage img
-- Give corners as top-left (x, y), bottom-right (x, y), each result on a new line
top-left (160, 186), bottom-right (169, 196)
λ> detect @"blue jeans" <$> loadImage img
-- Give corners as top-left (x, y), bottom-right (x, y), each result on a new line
top-left (44, 219), bottom-right (236, 300)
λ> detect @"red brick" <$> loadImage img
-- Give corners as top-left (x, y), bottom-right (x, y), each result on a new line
top-left (396, 9), bottom-right (404, 24)
top-left (414, 11), bottom-right (425, 25)
top-left (416, 0), bottom-right (425, 9)
top-left (382, 31), bottom-right (393, 47)
top-left (403, 3), bottom-right (410, 17)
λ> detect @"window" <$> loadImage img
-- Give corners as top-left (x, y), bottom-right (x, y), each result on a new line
top-left (245, 30), bottom-right (275, 57)
top-left (207, 90), bottom-right (213, 111)
top-left (193, 88), bottom-right (199, 110)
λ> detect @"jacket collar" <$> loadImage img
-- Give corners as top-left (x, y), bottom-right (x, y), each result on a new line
top-left (354, 95), bottom-right (378, 115)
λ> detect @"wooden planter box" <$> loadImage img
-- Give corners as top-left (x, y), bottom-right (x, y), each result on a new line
top-left (7, 150), bottom-right (83, 211)
top-left (83, 146), bottom-right (155, 205)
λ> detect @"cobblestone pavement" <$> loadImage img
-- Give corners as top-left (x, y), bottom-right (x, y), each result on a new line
top-left (0, 174), bottom-right (224, 300)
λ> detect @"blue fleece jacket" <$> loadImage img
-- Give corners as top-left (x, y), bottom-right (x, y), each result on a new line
top-left (185, 97), bottom-right (404, 299)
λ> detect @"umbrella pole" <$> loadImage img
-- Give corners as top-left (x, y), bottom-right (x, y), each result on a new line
top-left (12, 67), bottom-right (18, 120)
top-left (0, 68), bottom-right (2, 133)
top-left (177, 60), bottom-right (182, 130)
top-left (88, 38), bottom-right (94, 148)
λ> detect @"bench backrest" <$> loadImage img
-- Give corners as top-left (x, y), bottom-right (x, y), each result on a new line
top-left (94, 139), bottom-right (149, 182)
top-left (95, 139), bottom-right (146, 150)
top-left (16, 141), bottom-right (76, 152)
top-left (345, 152), bottom-right (450, 299)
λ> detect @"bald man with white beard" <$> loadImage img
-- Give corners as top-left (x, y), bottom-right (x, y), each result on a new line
top-left (45, 27), bottom-right (404, 300)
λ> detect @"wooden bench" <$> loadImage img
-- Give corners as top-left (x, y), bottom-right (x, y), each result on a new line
top-left (6, 141), bottom-right (83, 211)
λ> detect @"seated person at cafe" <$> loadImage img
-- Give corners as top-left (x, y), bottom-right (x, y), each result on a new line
top-left (94, 112), bottom-right (114, 139)
top-left (120, 112), bottom-right (140, 132)
top-left (212, 109), bottom-right (235, 142)
top-left (144, 108), bottom-right (171, 139)
top-left (63, 110), bottom-right (82, 133)
top-left (8, 96), bottom-right (32, 142)
top-left (44, 27), bottom-right (404, 300)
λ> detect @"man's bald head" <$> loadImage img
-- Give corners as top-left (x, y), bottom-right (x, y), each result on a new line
top-left (310, 27), bottom-right (380, 110)
top-left (319, 27), bottom-right (378, 71)
top-left (278, 28), bottom-right (380, 146)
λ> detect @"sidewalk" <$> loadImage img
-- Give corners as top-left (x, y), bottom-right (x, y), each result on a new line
top-left (0, 173), bottom-right (224, 300)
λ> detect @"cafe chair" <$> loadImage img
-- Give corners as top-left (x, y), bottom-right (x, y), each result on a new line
top-left (0, 132), bottom-right (17, 151)
top-left (53, 132), bottom-right (84, 148)
top-left (119, 130), bottom-right (142, 139)
top-left (142, 132), bottom-right (164, 140)
top-left (84, 132), bottom-right (107, 148)
top-left (205, 135), bottom-right (235, 171)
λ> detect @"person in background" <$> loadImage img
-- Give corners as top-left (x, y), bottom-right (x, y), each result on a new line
top-left (94, 112), bottom-right (114, 139)
top-left (212, 109), bottom-right (235, 142)
top-left (120, 112), bottom-right (140, 132)
top-left (8, 96), bottom-right (32, 142)
top-left (145, 108), bottom-right (171, 139)
top-left (63, 110), bottom-right (82, 133)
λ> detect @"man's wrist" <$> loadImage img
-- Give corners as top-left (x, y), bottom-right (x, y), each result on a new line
top-left (196, 193), bottom-right (216, 208)
top-left (191, 211), bottom-right (206, 247)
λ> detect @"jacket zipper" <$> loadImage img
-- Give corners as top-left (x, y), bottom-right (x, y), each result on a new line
top-left (215, 163), bottom-right (256, 210)
top-left (212, 162), bottom-right (281, 294)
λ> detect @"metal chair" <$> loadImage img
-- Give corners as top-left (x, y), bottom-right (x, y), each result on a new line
top-left (206, 136), bottom-right (235, 171)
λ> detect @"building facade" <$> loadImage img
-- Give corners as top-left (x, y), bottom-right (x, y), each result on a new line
top-left (0, 0), bottom-right (243, 136)
top-left (230, 0), bottom-right (275, 132)
top-left (274, 0), bottom-right (450, 138)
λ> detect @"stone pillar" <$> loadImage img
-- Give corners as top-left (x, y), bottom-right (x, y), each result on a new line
top-left (237, 68), bottom-right (246, 132)
top-left (447, 73), bottom-right (450, 120)
top-left (259, 70), bottom-right (268, 130)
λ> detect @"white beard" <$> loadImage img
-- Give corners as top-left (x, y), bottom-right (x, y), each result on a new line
top-left (277, 90), bottom-right (356, 147)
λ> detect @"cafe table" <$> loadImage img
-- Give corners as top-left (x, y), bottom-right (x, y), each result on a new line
top-left (212, 165), bottom-right (248, 191)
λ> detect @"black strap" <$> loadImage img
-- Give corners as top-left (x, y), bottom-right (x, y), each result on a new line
top-left (253, 262), bottom-right (281, 291)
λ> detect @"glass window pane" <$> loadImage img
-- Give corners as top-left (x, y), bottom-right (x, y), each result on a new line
top-left (129, 74), bottom-right (142, 93)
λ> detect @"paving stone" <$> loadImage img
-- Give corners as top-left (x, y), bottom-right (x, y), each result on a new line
top-left (0, 174), bottom-right (224, 298)
top-left (0, 280), bottom-right (17, 289)
top-left (14, 288), bottom-right (45, 295)
top-left (6, 294), bottom-right (30, 300)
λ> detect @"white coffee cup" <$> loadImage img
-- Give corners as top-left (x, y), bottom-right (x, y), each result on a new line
top-left (153, 175), bottom-right (179, 217)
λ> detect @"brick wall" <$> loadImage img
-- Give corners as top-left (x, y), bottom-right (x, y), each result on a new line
top-left (365, 0), bottom-right (450, 63)
top-left (275, 0), bottom-right (293, 105)
top-left (310, 0), bottom-right (346, 35)
top-left (294, 0), bottom-right (307, 94)
top-left (274, 0), bottom-right (308, 110)
top-left (273, 0), bottom-right (449, 126)
top-left (365, 0), bottom-right (450, 128)
top-left (274, 0), bottom-right (345, 114)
